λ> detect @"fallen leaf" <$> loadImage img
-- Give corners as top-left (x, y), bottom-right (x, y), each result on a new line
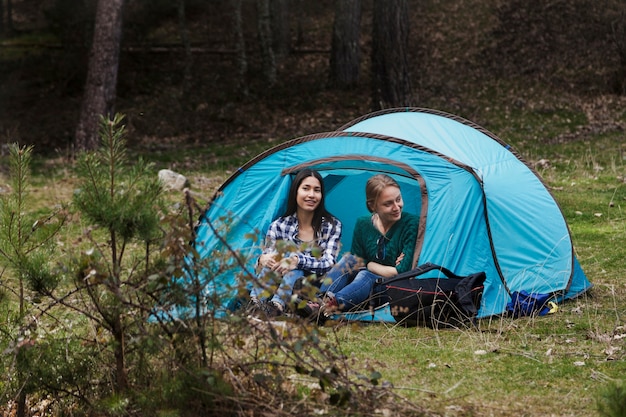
top-left (604, 346), bottom-right (621, 357)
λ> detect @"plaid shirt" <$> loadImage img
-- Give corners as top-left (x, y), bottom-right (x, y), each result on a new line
top-left (262, 214), bottom-right (342, 275)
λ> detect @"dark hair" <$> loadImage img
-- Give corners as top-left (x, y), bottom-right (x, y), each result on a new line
top-left (283, 169), bottom-right (335, 235)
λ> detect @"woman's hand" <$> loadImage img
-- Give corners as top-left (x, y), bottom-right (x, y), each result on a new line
top-left (365, 252), bottom-right (404, 278)
top-left (274, 255), bottom-right (298, 275)
top-left (261, 253), bottom-right (298, 275)
top-left (395, 252), bottom-right (404, 266)
top-left (259, 253), bottom-right (276, 268)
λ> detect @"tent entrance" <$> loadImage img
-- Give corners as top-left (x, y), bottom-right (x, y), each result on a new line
top-left (282, 155), bottom-right (427, 263)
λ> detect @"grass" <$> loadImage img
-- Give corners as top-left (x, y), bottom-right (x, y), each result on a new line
top-left (2, 0), bottom-right (624, 413)
top-left (1, 91), bottom-right (625, 417)
top-left (320, 123), bottom-right (624, 415)
top-left (165, 101), bottom-right (623, 416)
top-left (330, 290), bottom-right (625, 416)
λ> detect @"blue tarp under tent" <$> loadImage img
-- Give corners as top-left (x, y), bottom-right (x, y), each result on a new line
top-left (181, 107), bottom-right (591, 322)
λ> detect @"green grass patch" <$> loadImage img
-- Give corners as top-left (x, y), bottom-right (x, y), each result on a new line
top-left (2, 95), bottom-right (626, 416)
top-left (330, 295), bottom-right (626, 416)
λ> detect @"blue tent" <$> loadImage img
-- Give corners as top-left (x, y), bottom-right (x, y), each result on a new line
top-left (189, 108), bottom-right (591, 320)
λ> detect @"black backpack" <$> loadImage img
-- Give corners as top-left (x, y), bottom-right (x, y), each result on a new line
top-left (376, 263), bottom-right (486, 328)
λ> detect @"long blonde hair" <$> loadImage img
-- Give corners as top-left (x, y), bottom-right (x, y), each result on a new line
top-left (365, 174), bottom-right (400, 213)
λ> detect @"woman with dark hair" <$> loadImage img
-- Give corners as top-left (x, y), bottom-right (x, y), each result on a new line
top-left (316, 173), bottom-right (418, 318)
top-left (249, 169), bottom-right (342, 318)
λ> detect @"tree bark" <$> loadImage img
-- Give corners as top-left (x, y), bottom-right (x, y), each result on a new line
top-left (74, 0), bottom-right (124, 152)
top-left (1, 0), bottom-right (14, 34)
top-left (611, 11), bottom-right (626, 94)
top-left (0, 0), bottom-right (4, 34)
top-left (6, 0), bottom-right (11, 33)
top-left (256, 0), bottom-right (276, 86)
top-left (231, 0), bottom-right (248, 96)
top-left (371, 0), bottom-right (413, 110)
top-left (294, 0), bottom-right (305, 46)
top-left (329, 0), bottom-right (362, 88)
top-left (178, 0), bottom-right (193, 95)
top-left (271, 0), bottom-right (290, 60)
top-left (5, 0), bottom-right (14, 34)
top-left (112, 314), bottom-right (128, 392)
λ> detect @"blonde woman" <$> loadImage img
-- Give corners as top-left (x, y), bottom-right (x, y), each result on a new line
top-left (319, 174), bottom-right (418, 316)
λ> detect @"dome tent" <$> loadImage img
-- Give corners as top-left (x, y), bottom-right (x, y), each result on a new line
top-left (187, 107), bottom-right (591, 321)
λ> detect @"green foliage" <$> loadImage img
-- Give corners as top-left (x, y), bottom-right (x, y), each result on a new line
top-left (21, 250), bottom-right (59, 295)
top-left (0, 144), bottom-right (65, 292)
top-left (64, 114), bottom-right (171, 399)
top-left (1, 97), bottom-right (624, 416)
top-left (96, 394), bottom-right (131, 417)
top-left (0, 143), bottom-right (65, 417)
top-left (18, 334), bottom-right (99, 397)
top-left (137, 368), bottom-right (235, 416)
top-left (597, 381), bottom-right (626, 417)
top-left (74, 114), bottom-right (163, 243)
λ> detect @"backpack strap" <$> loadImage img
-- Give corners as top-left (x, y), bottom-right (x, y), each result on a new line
top-left (369, 263), bottom-right (461, 320)
top-left (376, 262), bottom-right (462, 286)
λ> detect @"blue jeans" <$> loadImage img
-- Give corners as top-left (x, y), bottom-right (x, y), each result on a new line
top-left (333, 269), bottom-right (381, 310)
top-left (320, 254), bottom-right (360, 294)
top-left (322, 254), bottom-right (382, 310)
top-left (249, 268), bottom-right (305, 308)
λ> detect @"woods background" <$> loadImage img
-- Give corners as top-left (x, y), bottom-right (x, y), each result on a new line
top-left (1, 0), bottom-right (625, 155)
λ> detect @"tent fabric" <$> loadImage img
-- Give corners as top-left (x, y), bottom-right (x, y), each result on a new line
top-left (189, 107), bottom-right (591, 321)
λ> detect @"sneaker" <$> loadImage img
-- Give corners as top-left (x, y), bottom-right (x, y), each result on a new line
top-left (246, 298), bottom-right (263, 315)
top-left (320, 294), bottom-right (340, 318)
top-left (295, 300), bottom-right (325, 322)
top-left (264, 300), bottom-right (284, 318)
top-left (304, 300), bottom-right (320, 316)
top-left (247, 299), bottom-right (283, 319)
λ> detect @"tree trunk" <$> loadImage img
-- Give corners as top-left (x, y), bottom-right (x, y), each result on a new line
top-left (16, 370), bottom-right (27, 417)
top-left (6, 0), bottom-right (13, 33)
top-left (0, 0), bottom-right (4, 34)
top-left (178, 0), bottom-right (193, 95)
top-left (271, 0), bottom-right (290, 60)
top-left (74, 0), bottom-right (124, 152)
top-left (231, 0), bottom-right (248, 96)
top-left (611, 11), bottom-right (626, 95)
top-left (1, 0), bottom-right (15, 35)
top-left (329, 0), bottom-right (362, 88)
top-left (294, 0), bottom-right (305, 46)
top-left (256, 0), bottom-right (276, 86)
top-left (371, 0), bottom-right (413, 110)
top-left (112, 314), bottom-right (128, 392)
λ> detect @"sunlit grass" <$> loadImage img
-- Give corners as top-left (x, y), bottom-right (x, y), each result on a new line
top-left (329, 285), bottom-right (625, 416)
top-left (2, 84), bottom-right (626, 415)
top-left (315, 103), bottom-right (626, 416)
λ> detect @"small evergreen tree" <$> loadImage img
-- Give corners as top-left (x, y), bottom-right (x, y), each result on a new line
top-left (71, 113), bottom-right (164, 394)
top-left (0, 144), bottom-right (65, 417)
top-left (598, 380), bottom-right (626, 417)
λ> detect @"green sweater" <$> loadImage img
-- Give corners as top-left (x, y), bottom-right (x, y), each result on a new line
top-left (350, 212), bottom-right (419, 274)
